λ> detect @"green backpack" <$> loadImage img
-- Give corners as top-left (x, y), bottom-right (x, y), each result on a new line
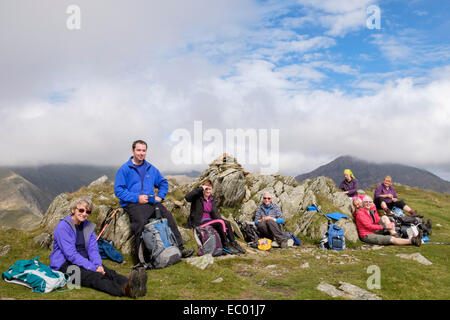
top-left (2, 256), bottom-right (67, 293)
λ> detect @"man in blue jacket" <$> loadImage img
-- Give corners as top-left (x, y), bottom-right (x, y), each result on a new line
top-left (114, 140), bottom-right (194, 261)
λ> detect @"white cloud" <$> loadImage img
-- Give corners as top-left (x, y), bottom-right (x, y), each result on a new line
top-left (298, 0), bottom-right (377, 36)
top-left (0, 0), bottom-right (449, 181)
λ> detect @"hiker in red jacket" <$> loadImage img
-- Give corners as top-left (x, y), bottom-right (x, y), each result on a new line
top-left (356, 196), bottom-right (422, 246)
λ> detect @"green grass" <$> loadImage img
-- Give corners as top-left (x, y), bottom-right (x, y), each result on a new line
top-left (1, 185), bottom-right (449, 300)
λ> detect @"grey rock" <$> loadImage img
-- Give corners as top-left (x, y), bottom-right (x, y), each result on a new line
top-left (212, 277), bottom-right (223, 283)
top-left (185, 254), bottom-right (214, 270)
top-left (40, 193), bottom-right (71, 234)
top-left (338, 282), bottom-right (382, 300)
top-left (88, 175), bottom-right (110, 188)
top-left (239, 199), bottom-right (257, 222)
top-left (396, 253), bottom-right (432, 265)
top-left (317, 281), bottom-right (382, 300)
top-left (33, 232), bottom-right (52, 249)
top-left (0, 245), bottom-right (11, 257)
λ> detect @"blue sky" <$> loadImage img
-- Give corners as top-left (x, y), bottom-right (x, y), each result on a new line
top-left (0, 0), bottom-right (449, 180)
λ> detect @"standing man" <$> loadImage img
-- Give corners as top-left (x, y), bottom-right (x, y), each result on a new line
top-left (114, 140), bottom-right (194, 262)
top-left (254, 193), bottom-right (293, 248)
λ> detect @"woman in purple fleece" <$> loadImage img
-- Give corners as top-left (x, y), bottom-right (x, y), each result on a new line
top-left (339, 169), bottom-right (359, 197)
top-left (49, 196), bottom-right (147, 298)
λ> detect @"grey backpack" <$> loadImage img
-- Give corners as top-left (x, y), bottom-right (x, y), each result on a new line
top-left (139, 207), bottom-right (181, 269)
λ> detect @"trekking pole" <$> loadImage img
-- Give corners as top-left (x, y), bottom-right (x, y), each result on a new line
top-left (312, 202), bottom-right (332, 225)
top-left (423, 242), bottom-right (450, 245)
top-left (96, 208), bottom-right (120, 241)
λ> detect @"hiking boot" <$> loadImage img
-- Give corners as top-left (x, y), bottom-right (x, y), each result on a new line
top-left (122, 268), bottom-right (141, 298)
top-left (137, 266), bottom-right (148, 297)
top-left (280, 240), bottom-right (288, 249)
top-left (223, 243), bottom-right (240, 255)
top-left (411, 230), bottom-right (423, 247)
top-left (426, 219), bottom-right (432, 235)
top-left (231, 241), bottom-right (246, 254)
top-left (180, 248), bottom-right (194, 258)
top-left (287, 238), bottom-right (294, 247)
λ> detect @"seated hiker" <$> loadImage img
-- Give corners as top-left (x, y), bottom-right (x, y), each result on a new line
top-left (356, 195), bottom-right (422, 246)
top-left (352, 197), bottom-right (363, 218)
top-left (114, 139), bottom-right (194, 261)
top-left (49, 196), bottom-right (148, 298)
top-left (374, 176), bottom-right (418, 216)
top-left (254, 193), bottom-right (293, 248)
top-left (184, 179), bottom-right (246, 254)
top-left (339, 169), bottom-right (359, 197)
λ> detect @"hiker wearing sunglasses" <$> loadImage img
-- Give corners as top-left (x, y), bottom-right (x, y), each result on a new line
top-left (355, 195), bottom-right (422, 246)
top-left (49, 196), bottom-right (148, 298)
top-left (254, 193), bottom-right (293, 248)
top-left (114, 140), bottom-right (194, 261)
top-left (184, 179), bottom-right (246, 254)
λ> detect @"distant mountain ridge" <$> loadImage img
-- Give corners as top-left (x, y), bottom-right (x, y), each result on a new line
top-left (0, 169), bottom-right (52, 230)
top-left (11, 164), bottom-right (118, 200)
top-left (0, 164), bottom-right (203, 231)
top-left (295, 155), bottom-right (450, 194)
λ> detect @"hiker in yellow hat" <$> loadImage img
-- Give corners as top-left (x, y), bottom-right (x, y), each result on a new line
top-left (339, 169), bottom-right (359, 197)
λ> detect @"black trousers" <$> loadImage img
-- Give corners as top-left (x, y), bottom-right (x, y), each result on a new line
top-left (125, 202), bottom-right (184, 257)
top-left (202, 219), bottom-right (235, 245)
top-left (257, 219), bottom-right (289, 243)
top-left (59, 261), bottom-right (128, 297)
top-left (374, 198), bottom-right (406, 211)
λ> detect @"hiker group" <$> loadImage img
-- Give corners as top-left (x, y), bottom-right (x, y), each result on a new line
top-left (2, 140), bottom-right (433, 298)
top-left (40, 139), bottom-right (298, 298)
top-left (340, 169), bottom-right (431, 247)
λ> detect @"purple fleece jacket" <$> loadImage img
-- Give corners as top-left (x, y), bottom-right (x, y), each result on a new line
top-left (49, 216), bottom-right (102, 271)
top-left (339, 178), bottom-right (359, 197)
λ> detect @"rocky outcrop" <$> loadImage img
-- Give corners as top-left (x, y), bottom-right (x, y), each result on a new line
top-left (36, 153), bottom-right (360, 255)
top-left (196, 154), bottom-right (248, 208)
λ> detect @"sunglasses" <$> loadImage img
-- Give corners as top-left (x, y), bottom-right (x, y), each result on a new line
top-left (77, 208), bottom-right (92, 214)
top-left (263, 197), bottom-right (271, 200)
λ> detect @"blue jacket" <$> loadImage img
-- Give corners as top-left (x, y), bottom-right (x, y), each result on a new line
top-left (114, 157), bottom-right (168, 207)
top-left (49, 216), bottom-right (103, 272)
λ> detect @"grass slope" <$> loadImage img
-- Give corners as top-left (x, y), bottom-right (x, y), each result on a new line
top-left (0, 185), bottom-right (449, 300)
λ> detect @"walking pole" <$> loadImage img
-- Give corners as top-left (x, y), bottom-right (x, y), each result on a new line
top-left (96, 208), bottom-right (120, 241)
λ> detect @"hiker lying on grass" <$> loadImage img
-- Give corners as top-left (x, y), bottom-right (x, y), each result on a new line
top-left (374, 176), bottom-right (418, 216)
top-left (49, 196), bottom-right (148, 298)
top-left (339, 169), bottom-right (359, 198)
top-left (254, 193), bottom-right (293, 248)
top-left (184, 179), bottom-right (246, 254)
top-left (355, 196), bottom-right (422, 247)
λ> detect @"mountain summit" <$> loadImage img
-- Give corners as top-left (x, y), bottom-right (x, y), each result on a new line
top-left (295, 155), bottom-right (450, 193)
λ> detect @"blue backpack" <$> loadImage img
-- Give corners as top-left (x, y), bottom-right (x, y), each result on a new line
top-left (139, 206), bottom-right (182, 269)
top-left (327, 224), bottom-right (345, 250)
